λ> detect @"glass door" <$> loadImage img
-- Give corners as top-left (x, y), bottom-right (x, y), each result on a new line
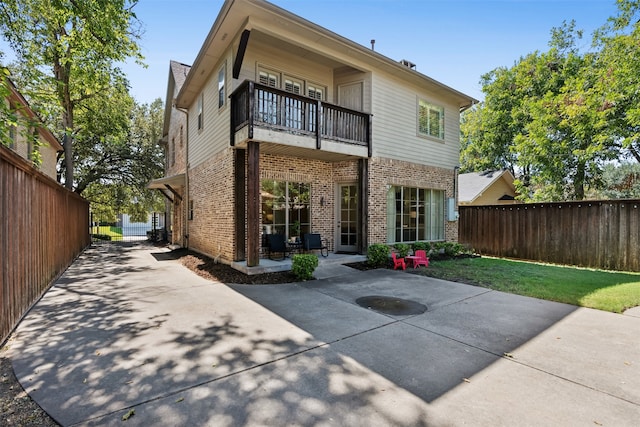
top-left (337, 184), bottom-right (358, 252)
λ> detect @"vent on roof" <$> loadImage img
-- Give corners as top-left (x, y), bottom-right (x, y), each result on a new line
top-left (400, 59), bottom-right (416, 70)
top-left (480, 170), bottom-right (495, 177)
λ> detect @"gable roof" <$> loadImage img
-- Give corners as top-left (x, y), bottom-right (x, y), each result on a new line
top-left (162, 61), bottom-right (191, 138)
top-left (458, 170), bottom-right (516, 204)
top-left (5, 76), bottom-right (63, 151)
top-left (175, 0), bottom-right (477, 110)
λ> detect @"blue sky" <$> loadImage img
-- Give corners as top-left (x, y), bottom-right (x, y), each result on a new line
top-left (2, 0), bottom-right (621, 104)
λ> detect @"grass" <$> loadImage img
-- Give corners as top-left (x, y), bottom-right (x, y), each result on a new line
top-left (90, 226), bottom-right (123, 238)
top-left (415, 257), bottom-right (640, 313)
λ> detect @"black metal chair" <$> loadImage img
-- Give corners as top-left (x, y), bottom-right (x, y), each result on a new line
top-left (267, 234), bottom-right (290, 260)
top-left (302, 233), bottom-right (329, 257)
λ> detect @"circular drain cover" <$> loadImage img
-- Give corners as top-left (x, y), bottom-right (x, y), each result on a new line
top-left (356, 295), bottom-right (427, 316)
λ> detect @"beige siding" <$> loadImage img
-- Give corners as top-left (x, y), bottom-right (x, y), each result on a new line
top-left (188, 52), bottom-right (233, 168)
top-left (463, 178), bottom-right (517, 206)
top-left (5, 116), bottom-right (59, 181)
top-left (370, 71), bottom-right (461, 169)
top-left (38, 142), bottom-right (58, 180)
top-left (234, 38), bottom-right (335, 102)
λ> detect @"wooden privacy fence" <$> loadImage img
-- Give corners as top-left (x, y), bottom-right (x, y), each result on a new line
top-left (1, 146), bottom-right (90, 344)
top-left (459, 200), bottom-right (640, 272)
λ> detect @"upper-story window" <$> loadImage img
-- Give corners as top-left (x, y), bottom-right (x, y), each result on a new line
top-left (418, 99), bottom-right (444, 140)
top-left (170, 137), bottom-right (176, 166)
top-left (259, 69), bottom-right (278, 88)
top-left (284, 77), bottom-right (302, 95)
top-left (197, 93), bottom-right (203, 130)
top-left (8, 124), bottom-right (16, 149)
top-left (218, 65), bottom-right (226, 108)
top-left (307, 84), bottom-right (324, 101)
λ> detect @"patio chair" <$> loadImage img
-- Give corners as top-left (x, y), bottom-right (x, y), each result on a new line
top-left (412, 249), bottom-right (429, 268)
top-left (391, 252), bottom-right (406, 270)
top-left (302, 233), bottom-right (329, 257)
top-left (267, 234), bottom-right (290, 260)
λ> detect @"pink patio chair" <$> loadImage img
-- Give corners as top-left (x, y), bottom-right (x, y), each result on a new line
top-left (412, 250), bottom-right (429, 268)
top-left (391, 252), bottom-right (406, 270)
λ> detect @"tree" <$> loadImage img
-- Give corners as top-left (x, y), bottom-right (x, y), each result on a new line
top-left (461, 21), bottom-right (620, 201)
top-left (79, 98), bottom-right (165, 220)
top-left (597, 163), bottom-right (640, 199)
top-left (593, 0), bottom-right (640, 163)
top-left (0, 0), bottom-right (143, 189)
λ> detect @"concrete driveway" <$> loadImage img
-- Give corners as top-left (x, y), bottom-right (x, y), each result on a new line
top-left (8, 242), bottom-right (640, 426)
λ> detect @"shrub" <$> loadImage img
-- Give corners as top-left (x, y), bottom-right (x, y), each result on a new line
top-left (431, 242), bottom-right (472, 257)
top-left (367, 244), bottom-right (390, 267)
top-left (91, 234), bottom-right (111, 241)
top-left (412, 241), bottom-right (431, 252)
top-left (291, 254), bottom-right (318, 281)
top-left (394, 243), bottom-right (410, 257)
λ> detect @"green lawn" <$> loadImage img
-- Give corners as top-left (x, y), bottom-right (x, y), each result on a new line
top-left (415, 257), bottom-right (640, 313)
top-left (91, 226), bottom-right (123, 238)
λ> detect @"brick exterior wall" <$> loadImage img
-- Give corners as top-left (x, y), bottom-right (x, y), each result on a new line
top-left (164, 104), bottom-right (187, 246)
top-left (185, 148), bottom-right (457, 263)
top-left (367, 157), bottom-right (458, 245)
top-left (188, 148), bottom-right (235, 261)
top-left (259, 153), bottom-right (359, 254)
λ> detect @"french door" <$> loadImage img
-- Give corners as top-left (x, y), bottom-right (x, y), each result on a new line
top-left (336, 184), bottom-right (358, 252)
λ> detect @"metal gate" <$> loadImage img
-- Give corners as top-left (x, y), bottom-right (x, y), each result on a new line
top-left (90, 212), bottom-right (166, 242)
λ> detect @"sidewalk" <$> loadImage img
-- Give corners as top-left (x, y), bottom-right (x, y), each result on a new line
top-left (8, 242), bottom-right (640, 426)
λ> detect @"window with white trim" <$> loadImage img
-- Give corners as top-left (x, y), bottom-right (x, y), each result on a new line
top-left (386, 186), bottom-right (444, 243)
top-left (8, 124), bottom-right (16, 149)
top-left (284, 77), bottom-right (302, 95)
top-left (307, 84), bottom-right (324, 100)
top-left (218, 65), bottom-right (226, 108)
top-left (258, 69), bottom-right (278, 87)
top-left (418, 99), bottom-right (444, 140)
top-left (197, 93), bottom-right (203, 130)
top-left (261, 180), bottom-right (310, 241)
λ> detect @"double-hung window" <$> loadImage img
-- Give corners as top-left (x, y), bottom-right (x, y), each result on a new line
top-left (418, 99), bottom-right (444, 140)
top-left (386, 186), bottom-right (444, 243)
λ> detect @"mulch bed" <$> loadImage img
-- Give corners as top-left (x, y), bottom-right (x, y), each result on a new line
top-left (178, 249), bottom-right (301, 284)
top-left (177, 248), bottom-right (478, 284)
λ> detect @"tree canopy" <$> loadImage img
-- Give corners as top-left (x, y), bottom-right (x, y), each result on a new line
top-left (461, 1), bottom-right (640, 201)
top-left (0, 0), bottom-right (144, 190)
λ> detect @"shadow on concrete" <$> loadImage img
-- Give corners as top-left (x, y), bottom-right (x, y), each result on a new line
top-left (10, 242), bottom-right (580, 426)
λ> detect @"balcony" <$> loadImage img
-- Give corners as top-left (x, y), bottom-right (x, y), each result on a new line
top-left (230, 80), bottom-right (371, 159)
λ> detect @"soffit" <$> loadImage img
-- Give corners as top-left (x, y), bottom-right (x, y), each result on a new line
top-left (176, 0), bottom-right (477, 110)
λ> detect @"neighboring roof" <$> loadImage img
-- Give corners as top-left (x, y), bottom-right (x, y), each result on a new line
top-left (458, 170), bottom-right (516, 204)
top-left (4, 76), bottom-right (63, 151)
top-left (162, 61), bottom-right (192, 137)
top-left (175, 0), bottom-right (478, 111)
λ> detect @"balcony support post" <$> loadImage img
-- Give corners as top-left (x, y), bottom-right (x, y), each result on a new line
top-left (234, 148), bottom-right (246, 261)
top-left (246, 141), bottom-right (260, 267)
top-left (315, 99), bottom-right (321, 150)
top-left (358, 158), bottom-right (369, 254)
top-left (248, 81), bottom-right (255, 140)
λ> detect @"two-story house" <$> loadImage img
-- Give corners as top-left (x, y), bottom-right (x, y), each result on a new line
top-left (152, 0), bottom-right (476, 268)
top-left (2, 76), bottom-right (62, 180)
top-left (149, 61), bottom-right (191, 246)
